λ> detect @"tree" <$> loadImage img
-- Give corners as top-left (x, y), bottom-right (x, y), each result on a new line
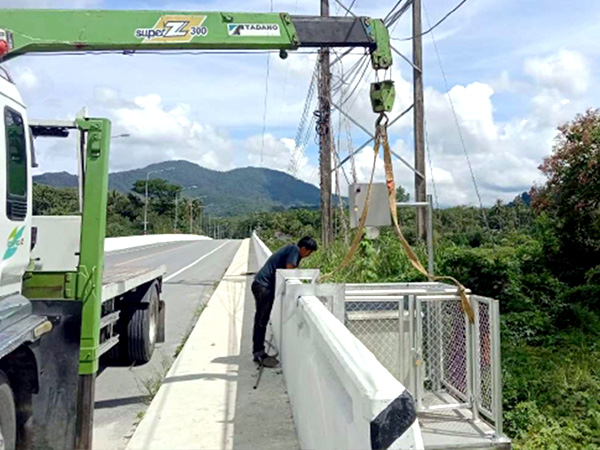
top-left (531, 109), bottom-right (600, 283)
top-left (132, 178), bottom-right (181, 216)
top-left (396, 185), bottom-right (410, 202)
top-left (33, 183), bottom-right (78, 215)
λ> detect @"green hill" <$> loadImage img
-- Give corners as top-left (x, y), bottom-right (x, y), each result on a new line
top-left (34, 160), bottom-right (322, 216)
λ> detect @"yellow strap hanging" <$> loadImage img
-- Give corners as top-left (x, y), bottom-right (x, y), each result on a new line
top-left (378, 113), bottom-right (475, 323)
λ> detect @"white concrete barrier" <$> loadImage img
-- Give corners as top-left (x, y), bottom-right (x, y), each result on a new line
top-left (104, 233), bottom-right (211, 253)
top-left (251, 231), bottom-right (271, 267)
top-left (250, 233), bottom-right (423, 450)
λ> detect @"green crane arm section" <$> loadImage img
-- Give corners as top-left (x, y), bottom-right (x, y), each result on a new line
top-left (0, 10), bottom-right (392, 69)
top-left (75, 117), bottom-right (111, 375)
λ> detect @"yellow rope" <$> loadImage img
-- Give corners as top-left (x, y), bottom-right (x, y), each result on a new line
top-left (379, 114), bottom-right (475, 323)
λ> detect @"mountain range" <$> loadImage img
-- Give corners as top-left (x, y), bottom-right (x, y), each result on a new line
top-left (34, 160), bottom-right (323, 216)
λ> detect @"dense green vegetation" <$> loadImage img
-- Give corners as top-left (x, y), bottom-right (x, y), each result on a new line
top-left (33, 179), bottom-right (206, 237)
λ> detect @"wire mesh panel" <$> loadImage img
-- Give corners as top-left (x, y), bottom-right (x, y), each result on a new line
top-left (345, 299), bottom-right (407, 382)
top-left (475, 298), bottom-right (494, 418)
top-left (420, 297), bottom-right (469, 407)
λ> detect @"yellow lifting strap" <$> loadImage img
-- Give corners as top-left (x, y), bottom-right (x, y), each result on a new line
top-left (322, 113), bottom-right (475, 324)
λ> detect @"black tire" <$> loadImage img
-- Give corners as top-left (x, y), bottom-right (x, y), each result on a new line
top-left (126, 285), bottom-right (159, 364)
top-left (0, 370), bottom-right (16, 450)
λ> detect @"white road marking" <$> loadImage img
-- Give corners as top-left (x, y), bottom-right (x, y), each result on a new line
top-left (164, 241), bottom-right (230, 282)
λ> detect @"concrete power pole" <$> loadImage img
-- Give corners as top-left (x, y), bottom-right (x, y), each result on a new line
top-left (413, 0), bottom-right (427, 240)
top-left (319, 0), bottom-right (334, 246)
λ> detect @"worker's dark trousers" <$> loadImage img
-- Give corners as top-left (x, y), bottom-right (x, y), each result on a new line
top-left (251, 281), bottom-right (275, 355)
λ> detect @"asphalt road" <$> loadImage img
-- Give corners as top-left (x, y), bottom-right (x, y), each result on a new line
top-left (93, 239), bottom-right (241, 450)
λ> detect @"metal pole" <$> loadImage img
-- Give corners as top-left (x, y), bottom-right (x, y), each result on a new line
top-left (189, 201), bottom-right (193, 234)
top-left (319, 0), bottom-right (334, 246)
top-left (472, 300), bottom-right (481, 422)
top-left (174, 193), bottom-right (179, 231)
top-left (75, 107), bottom-right (88, 213)
top-left (413, 0), bottom-right (427, 239)
top-left (427, 194), bottom-right (434, 275)
top-left (143, 171), bottom-right (150, 234)
top-left (492, 300), bottom-right (503, 436)
top-left (75, 374), bottom-right (96, 450)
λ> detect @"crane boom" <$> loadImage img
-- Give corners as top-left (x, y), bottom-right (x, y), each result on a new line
top-left (0, 10), bottom-right (392, 70)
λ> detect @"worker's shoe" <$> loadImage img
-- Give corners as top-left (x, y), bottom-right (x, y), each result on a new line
top-left (253, 352), bottom-right (279, 368)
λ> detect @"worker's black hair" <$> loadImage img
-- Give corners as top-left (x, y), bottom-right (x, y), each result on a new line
top-left (297, 236), bottom-right (318, 251)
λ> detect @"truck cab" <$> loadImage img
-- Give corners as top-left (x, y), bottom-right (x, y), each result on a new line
top-left (0, 69), bottom-right (165, 450)
top-left (0, 68), bottom-right (31, 300)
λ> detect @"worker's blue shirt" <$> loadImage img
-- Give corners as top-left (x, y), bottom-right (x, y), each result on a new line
top-left (254, 244), bottom-right (301, 290)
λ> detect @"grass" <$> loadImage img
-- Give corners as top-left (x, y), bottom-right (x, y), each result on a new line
top-left (137, 355), bottom-right (172, 402)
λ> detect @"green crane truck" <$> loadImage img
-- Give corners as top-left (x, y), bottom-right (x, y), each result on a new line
top-left (0, 76), bottom-right (167, 450)
top-left (0, 8), bottom-right (395, 450)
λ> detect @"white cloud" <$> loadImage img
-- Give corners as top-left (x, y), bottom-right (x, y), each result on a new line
top-left (0, 0), bottom-right (101, 7)
top-left (11, 67), bottom-right (38, 91)
top-left (244, 133), bottom-right (320, 185)
top-left (524, 50), bottom-right (590, 96)
top-left (103, 92), bottom-right (237, 172)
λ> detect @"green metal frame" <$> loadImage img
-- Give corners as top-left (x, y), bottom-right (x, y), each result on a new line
top-left (22, 272), bottom-right (77, 299)
top-left (0, 10), bottom-right (298, 57)
top-left (366, 18), bottom-right (393, 70)
top-left (75, 118), bottom-right (110, 375)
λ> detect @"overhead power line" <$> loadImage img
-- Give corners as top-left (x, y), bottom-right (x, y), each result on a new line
top-left (386, 0), bottom-right (413, 27)
top-left (259, 53), bottom-right (271, 166)
top-left (289, 62), bottom-right (319, 175)
top-left (393, 0), bottom-right (470, 40)
top-left (259, 0), bottom-right (275, 166)
top-left (423, 0), bottom-right (488, 225)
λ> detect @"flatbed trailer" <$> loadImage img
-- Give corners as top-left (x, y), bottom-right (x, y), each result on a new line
top-left (100, 265), bottom-right (166, 362)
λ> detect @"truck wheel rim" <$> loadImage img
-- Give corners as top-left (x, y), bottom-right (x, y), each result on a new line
top-left (149, 299), bottom-right (157, 345)
top-left (0, 426), bottom-right (5, 450)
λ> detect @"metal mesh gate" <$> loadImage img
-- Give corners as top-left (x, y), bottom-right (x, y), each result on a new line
top-left (345, 284), bottom-right (504, 437)
top-left (418, 298), bottom-right (470, 405)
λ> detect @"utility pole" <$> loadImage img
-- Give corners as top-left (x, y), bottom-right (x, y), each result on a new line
top-left (319, 0), bottom-right (334, 246)
top-left (175, 185), bottom-right (197, 232)
top-left (413, 0), bottom-right (427, 240)
top-left (143, 167), bottom-right (174, 234)
top-left (174, 193), bottom-right (179, 231)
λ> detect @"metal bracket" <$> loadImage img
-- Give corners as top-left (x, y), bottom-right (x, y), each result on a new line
top-left (370, 80), bottom-right (396, 113)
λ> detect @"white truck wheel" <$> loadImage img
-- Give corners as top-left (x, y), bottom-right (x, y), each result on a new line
top-left (0, 370), bottom-right (16, 450)
top-left (126, 284), bottom-right (159, 363)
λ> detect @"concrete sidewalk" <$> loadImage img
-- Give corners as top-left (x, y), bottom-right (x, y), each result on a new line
top-left (126, 239), bottom-right (298, 450)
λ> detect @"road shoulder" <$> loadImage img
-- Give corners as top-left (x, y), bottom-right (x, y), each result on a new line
top-left (126, 238), bottom-right (299, 449)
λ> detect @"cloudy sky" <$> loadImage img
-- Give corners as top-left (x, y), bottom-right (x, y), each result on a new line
top-left (3, 0), bottom-right (599, 206)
